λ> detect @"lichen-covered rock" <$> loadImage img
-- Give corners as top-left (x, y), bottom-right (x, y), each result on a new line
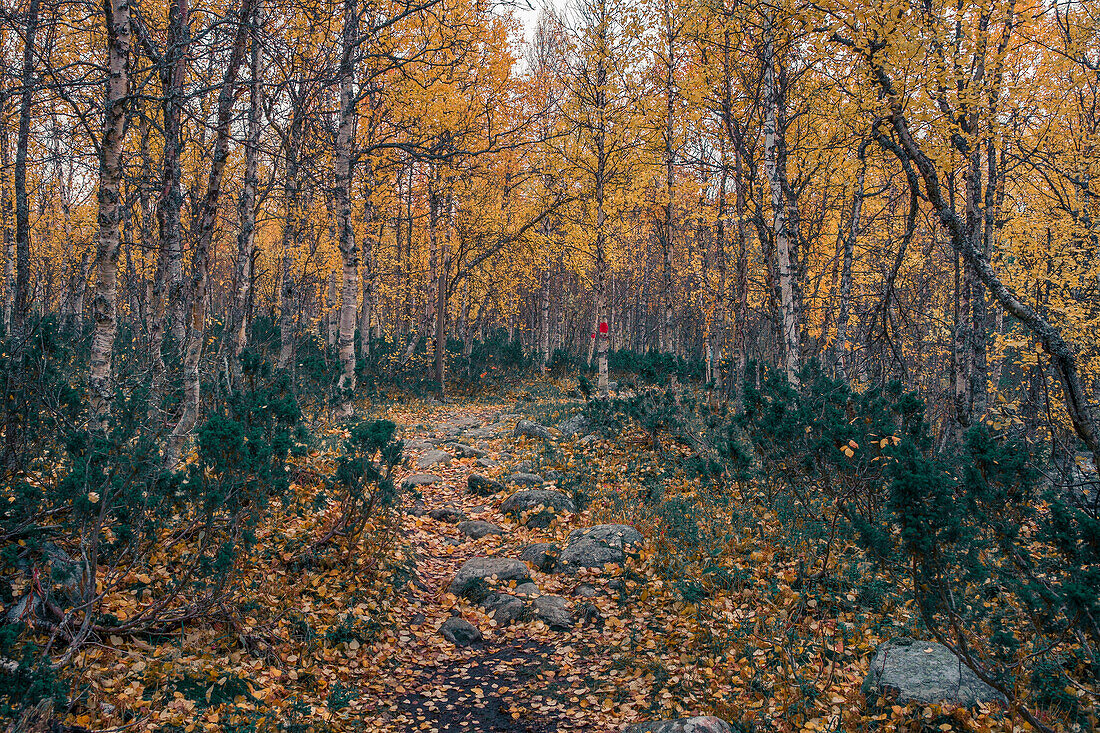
top-left (624, 717), bottom-right (733, 733)
top-left (863, 638), bottom-right (1005, 707)
top-left (467, 474), bottom-right (506, 496)
top-left (558, 414), bottom-right (593, 437)
top-left (416, 449), bottom-right (452, 469)
top-left (512, 419), bottom-right (552, 440)
top-left (508, 472), bottom-right (544, 487)
top-left (440, 616), bottom-right (481, 646)
top-left (519, 542), bottom-right (560, 573)
top-left (559, 524), bottom-right (643, 572)
top-left (533, 595), bottom-right (572, 630)
top-left (402, 473), bottom-right (442, 489)
top-left (500, 489), bottom-right (576, 528)
top-left (481, 592), bottom-right (527, 625)
top-left (448, 558), bottom-right (532, 599)
top-left (457, 520), bottom-right (504, 539)
top-left (429, 506), bottom-right (466, 523)
top-left (449, 442), bottom-right (487, 458)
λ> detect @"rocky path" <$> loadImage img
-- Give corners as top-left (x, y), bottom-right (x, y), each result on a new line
top-left (356, 405), bottom-right (730, 733)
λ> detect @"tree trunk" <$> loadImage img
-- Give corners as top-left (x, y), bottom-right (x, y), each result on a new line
top-left (167, 0), bottom-right (257, 467)
top-left (334, 0), bottom-right (360, 413)
top-left (762, 15), bottom-right (801, 386)
top-left (12, 0), bottom-right (39, 338)
top-left (88, 0), bottom-right (130, 428)
top-left (835, 140), bottom-right (868, 380)
top-left (231, 24), bottom-right (262, 373)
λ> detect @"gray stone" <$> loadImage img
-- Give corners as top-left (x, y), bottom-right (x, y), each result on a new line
top-left (559, 524), bottom-right (643, 572)
top-left (514, 582), bottom-right (540, 597)
top-left (402, 473), bottom-right (442, 489)
top-left (508, 472), bottom-right (544, 487)
top-left (624, 717), bottom-right (733, 733)
top-left (440, 616), bottom-right (481, 646)
top-left (404, 439), bottom-right (437, 452)
top-left (467, 474), bottom-right (506, 496)
top-left (519, 542), bottom-right (560, 573)
top-left (457, 520), bottom-right (504, 539)
top-left (429, 506), bottom-right (466, 523)
top-left (449, 557), bottom-right (532, 599)
top-left (500, 489), bottom-right (576, 528)
top-left (514, 460), bottom-right (536, 473)
top-left (481, 592), bottom-right (527, 625)
top-left (863, 638), bottom-right (1005, 707)
top-left (533, 595), bottom-right (572, 630)
top-left (579, 434), bottom-right (599, 446)
top-left (416, 449), bottom-right (453, 469)
top-left (558, 414), bottom-right (593, 437)
top-left (475, 457), bottom-right (499, 469)
top-left (449, 442), bottom-right (487, 458)
top-left (405, 498), bottom-right (428, 517)
top-left (513, 419), bottom-right (552, 440)
top-left (574, 584), bottom-right (600, 598)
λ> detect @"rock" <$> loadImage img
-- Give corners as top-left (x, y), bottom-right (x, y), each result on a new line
top-left (416, 449), bottom-right (453, 469)
top-left (449, 442), bottom-right (487, 458)
top-left (514, 582), bottom-right (540, 597)
top-left (533, 595), bottom-right (572, 630)
top-left (514, 460), bottom-right (536, 473)
top-left (863, 638), bottom-right (1005, 707)
top-left (508, 472), bottom-right (544, 487)
top-left (624, 717), bottom-right (733, 733)
top-left (466, 423), bottom-right (506, 440)
top-left (440, 617), bottom-right (482, 646)
top-left (579, 434), bottom-right (599, 446)
top-left (608, 380), bottom-right (619, 391)
top-left (429, 506), bottom-right (467, 523)
top-left (457, 520), bottom-right (504, 539)
top-left (513, 419), bottom-right (552, 441)
top-left (405, 498), bottom-right (428, 517)
top-left (574, 584), bottom-right (600, 598)
top-left (500, 489), bottom-right (576, 528)
top-left (5, 594), bottom-right (41, 624)
top-left (559, 524), bottom-right (643, 572)
top-left (468, 474), bottom-right (506, 496)
top-left (558, 414), bottom-right (593, 437)
top-left (404, 439), bottom-right (437, 451)
top-left (519, 543), bottom-right (560, 573)
top-left (481, 592), bottom-right (528, 625)
top-left (475, 457), bottom-right (499, 469)
top-left (449, 558), bottom-right (532, 599)
top-left (402, 473), bottom-right (442, 489)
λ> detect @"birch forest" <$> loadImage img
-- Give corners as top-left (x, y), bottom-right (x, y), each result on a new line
top-left (1, 0), bottom-right (1098, 731)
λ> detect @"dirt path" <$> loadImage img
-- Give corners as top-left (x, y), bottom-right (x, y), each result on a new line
top-left (356, 405), bottom-right (589, 732)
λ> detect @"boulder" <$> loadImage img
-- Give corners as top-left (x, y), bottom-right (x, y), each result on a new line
top-left (449, 557), bottom-right (532, 599)
top-left (863, 638), bottom-right (1005, 707)
top-left (533, 595), bottom-right (572, 630)
top-left (514, 460), bottom-right (536, 473)
top-left (405, 498), bottom-right (428, 517)
top-left (559, 524), bottom-right (643, 572)
top-left (500, 489), bottom-right (576, 528)
top-left (574, 584), bottom-right (600, 598)
top-left (429, 506), bottom-right (467, 523)
top-left (402, 473), bottom-right (442, 489)
top-left (579, 434), bottom-right (600, 446)
top-left (481, 592), bottom-right (527, 625)
top-left (404, 439), bottom-right (436, 452)
top-left (467, 474), bottom-right (506, 496)
top-left (475, 457), bottom-right (499, 469)
top-left (457, 520), bottom-right (504, 539)
top-left (558, 414), bottom-right (593, 438)
top-left (625, 717), bottom-right (733, 733)
top-left (513, 420), bottom-right (552, 441)
top-left (514, 582), bottom-right (540, 597)
top-left (416, 449), bottom-right (453, 469)
top-left (508, 472), bottom-right (545, 487)
top-left (519, 542), bottom-right (560, 573)
top-left (440, 616), bottom-right (481, 646)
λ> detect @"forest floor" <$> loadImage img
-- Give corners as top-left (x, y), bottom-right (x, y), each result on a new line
top-left (65, 393), bottom-right (1019, 733)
